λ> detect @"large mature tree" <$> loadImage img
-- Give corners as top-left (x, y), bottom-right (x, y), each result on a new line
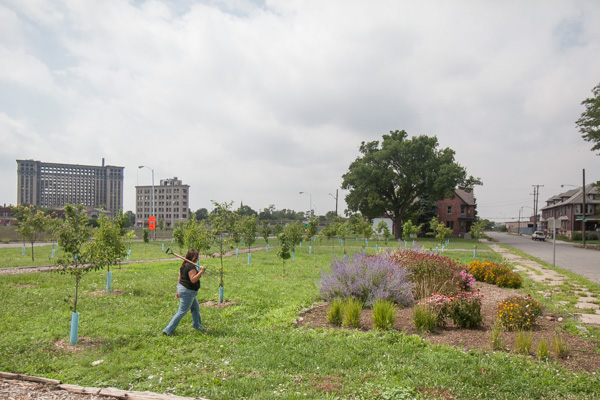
top-left (342, 130), bottom-right (482, 239)
top-left (576, 82), bottom-right (600, 153)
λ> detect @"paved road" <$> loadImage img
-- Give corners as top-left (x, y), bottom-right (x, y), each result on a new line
top-left (487, 231), bottom-right (600, 284)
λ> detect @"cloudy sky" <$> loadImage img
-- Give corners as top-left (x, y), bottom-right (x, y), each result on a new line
top-left (1, 0), bottom-right (599, 223)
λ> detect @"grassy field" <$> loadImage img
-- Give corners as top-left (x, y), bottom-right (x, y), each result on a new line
top-left (0, 237), bottom-right (491, 269)
top-left (1, 243), bottom-right (598, 399)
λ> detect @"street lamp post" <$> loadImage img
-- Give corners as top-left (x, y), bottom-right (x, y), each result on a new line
top-left (138, 165), bottom-right (155, 240)
top-left (329, 189), bottom-right (338, 216)
top-left (299, 191), bottom-right (312, 218)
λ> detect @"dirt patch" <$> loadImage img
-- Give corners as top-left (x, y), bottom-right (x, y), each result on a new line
top-left (296, 282), bottom-right (600, 373)
top-left (200, 300), bottom-right (237, 308)
top-left (53, 337), bottom-right (101, 353)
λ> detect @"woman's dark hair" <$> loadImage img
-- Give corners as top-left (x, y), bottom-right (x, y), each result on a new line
top-left (182, 249), bottom-right (199, 267)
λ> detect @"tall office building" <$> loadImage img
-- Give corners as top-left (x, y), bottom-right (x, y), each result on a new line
top-left (135, 177), bottom-right (190, 228)
top-left (16, 159), bottom-right (124, 216)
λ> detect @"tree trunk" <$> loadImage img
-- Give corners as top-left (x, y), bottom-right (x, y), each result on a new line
top-left (30, 242), bottom-right (35, 262)
top-left (394, 216), bottom-right (403, 240)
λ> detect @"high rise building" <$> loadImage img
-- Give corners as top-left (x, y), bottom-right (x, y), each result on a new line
top-left (16, 159), bottom-right (124, 216)
top-left (135, 177), bottom-right (189, 228)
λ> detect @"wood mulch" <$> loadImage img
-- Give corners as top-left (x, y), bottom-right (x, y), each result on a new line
top-left (296, 282), bottom-right (600, 373)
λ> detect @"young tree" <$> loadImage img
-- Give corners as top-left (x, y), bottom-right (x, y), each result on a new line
top-left (11, 204), bottom-right (52, 261)
top-left (210, 201), bottom-right (236, 301)
top-left (337, 221), bottom-right (352, 254)
top-left (375, 219), bottom-right (388, 242)
top-left (428, 216), bottom-right (453, 244)
top-left (273, 222), bottom-right (284, 236)
top-left (469, 220), bottom-right (487, 242)
top-left (55, 205), bottom-right (94, 343)
top-left (260, 221), bottom-right (272, 246)
top-left (306, 216), bottom-right (319, 241)
top-left (183, 218), bottom-right (213, 258)
top-left (284, 222), bottom-right (304, 256)
top-left (276, 232), bottom-right (291, 276)
top-left (241, 215), bottom-right (258, 254)
top-left (576, 82), bottom-right (600, 153)
top-left (88, 212), bottom-right (132, 291)
top-left (342, 130), bottom-right (481, 238)
top-left (173, 221), bottom-right (185, 253)
top-left (402, 220), bottom-right (422, 239)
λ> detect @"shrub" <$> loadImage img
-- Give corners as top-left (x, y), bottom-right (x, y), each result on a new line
top-left (327, 298), bottom-right (344, 326)
top-left (495, 271), bottom-right (523, 289)
top-left (372, 299), bottom-right (396, 330)
top-left (342, 298), bottom-right (363, 328)
top-left (392, 250), bottom-right (464, 299)
top-left (468, 261), bottom-right (519, 287)
top-left (419, 291), bottom-right (484, 329)
top-left (453, 270), bottom-right (476, 291)
top-left (413, 304), bottom-right (438, 333)
top-left (496, 295), bottom-right (543, 330)
top-left (446, 290), bottom-right (484, 328)
top-left (320, 253), bottom-right (414, 307)
top-left (515, 330), bottom-right (533, 355)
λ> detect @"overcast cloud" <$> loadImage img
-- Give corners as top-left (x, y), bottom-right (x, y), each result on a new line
top-left (1, 0), bottom-right (599, 222)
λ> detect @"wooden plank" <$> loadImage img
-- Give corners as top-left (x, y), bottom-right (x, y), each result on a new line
top-left (0, 371), bottom-right (61, 385)
top-left (58, 384), bottom-right (101, 395)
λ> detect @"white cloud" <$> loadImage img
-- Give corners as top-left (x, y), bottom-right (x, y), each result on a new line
top-left (0, 0), bottom-right (599, 221)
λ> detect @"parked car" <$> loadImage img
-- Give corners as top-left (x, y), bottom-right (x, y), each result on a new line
top-left (532, 231), bottom-right (545, 241)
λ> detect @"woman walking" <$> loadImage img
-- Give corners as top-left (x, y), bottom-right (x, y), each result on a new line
top-left (163, 249), bottom-right (207, 335)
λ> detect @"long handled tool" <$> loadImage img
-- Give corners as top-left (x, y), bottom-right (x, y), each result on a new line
top-left (165, 248), bottom-right (198, 265)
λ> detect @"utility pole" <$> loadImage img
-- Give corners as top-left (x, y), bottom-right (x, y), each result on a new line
top-left (582, 169), bottom-right (586, 247)
top-left (531, 185), bottom-right (544, 234)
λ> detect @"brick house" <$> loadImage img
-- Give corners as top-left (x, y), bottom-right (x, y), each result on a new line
top-left (540, 184), bottom-right (599, 238)
top-left (0, 204), bottom-right (16, 226)
top-left (435, 189), bottom-right (476, 238)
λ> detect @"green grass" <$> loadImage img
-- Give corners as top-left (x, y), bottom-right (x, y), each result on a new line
top-left (1, 245), bottom-right (600, 399)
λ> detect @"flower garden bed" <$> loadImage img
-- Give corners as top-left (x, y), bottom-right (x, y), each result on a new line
top-left (297, 281), bottom-right (600, 373)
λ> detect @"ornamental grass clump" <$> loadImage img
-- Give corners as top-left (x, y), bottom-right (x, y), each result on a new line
top-left (372, 299), bottom-right (396, 330)
top-left (413, 304), bottom-right (438, 333)
top-left (515, 330), bottom-right (533, 355)
top-left (342, 298), bottom-right (363, 328)
top-left (320, 253), bottom-right (414, 307)
top-left (496, 295), bottom-right (543, 331)
top-left (327, 298), bottom-right (344, 326)
top-left (392, 250), bottom-right (465, 299)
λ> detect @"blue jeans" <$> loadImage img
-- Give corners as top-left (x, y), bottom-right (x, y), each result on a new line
top-left (163, 284), bottom-right (204, 335)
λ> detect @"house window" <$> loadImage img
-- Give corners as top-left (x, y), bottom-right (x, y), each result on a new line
top-left (446, 221), bottom-right (454, 229)
top-left (447, 206), bottom-right (452, 214)
top-left (460, 205), bottom-right (466, 214)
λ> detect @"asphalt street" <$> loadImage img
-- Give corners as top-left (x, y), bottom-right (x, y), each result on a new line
top-left (486, 231), bottom-right (600, 284)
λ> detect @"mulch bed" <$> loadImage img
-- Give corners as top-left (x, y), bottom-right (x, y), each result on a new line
top-left (296, 282), bottom-right (600, 373)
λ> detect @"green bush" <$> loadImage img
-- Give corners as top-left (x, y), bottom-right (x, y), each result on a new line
top-left (446, 291), bottom-right (484, 329)
top-left (495, 271), bottom-right (523, 288)
top-left (372, 299), bottom-right (396, 330)
top-left (413, 304), bottom-right (438, 333)
top-left (571, 232), bottom-right (598, 241)
top-left (327, 298), bottom-right (344, 326)
top-left (497, 295), bottom-right (543, 330)
top-left (342, 298), bottom-right (363, 328)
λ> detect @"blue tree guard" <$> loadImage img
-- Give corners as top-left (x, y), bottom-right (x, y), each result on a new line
top-left (22, 246), bottom-right (25, 255)
top-left (161, 243), bottom-right (164, 250)
top-left (309, 246), bottom-right (312, 254)
top-left (266, 244), bottom-right (269, 252)
top-left (248, 252), bottom-right (251, 265)
top-left (235, 248), bottom-right (238, 257)
top-left (375, 244), bottom-right (378, 251)
top-left (51, 248), bottom-right (55, 258)
top-left (106, 270), bottom-right (112, 292)
top-left (218, 286), bottom-right (224, 303)
top-left (69, 312), bottom-right (79, 345)
top-left (292, 251), bottom-right (295, 260)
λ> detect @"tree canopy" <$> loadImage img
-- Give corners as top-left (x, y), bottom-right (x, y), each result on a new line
top-left (342, 130), bottom-right (481, 238)
top-left (576, 82), bottom-right (600, 153)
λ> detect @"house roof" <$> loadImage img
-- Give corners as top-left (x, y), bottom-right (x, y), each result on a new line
top-left (540, 183), bottom-right (599, 211)
top-left (455, 189), bottom-right (476, 206)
